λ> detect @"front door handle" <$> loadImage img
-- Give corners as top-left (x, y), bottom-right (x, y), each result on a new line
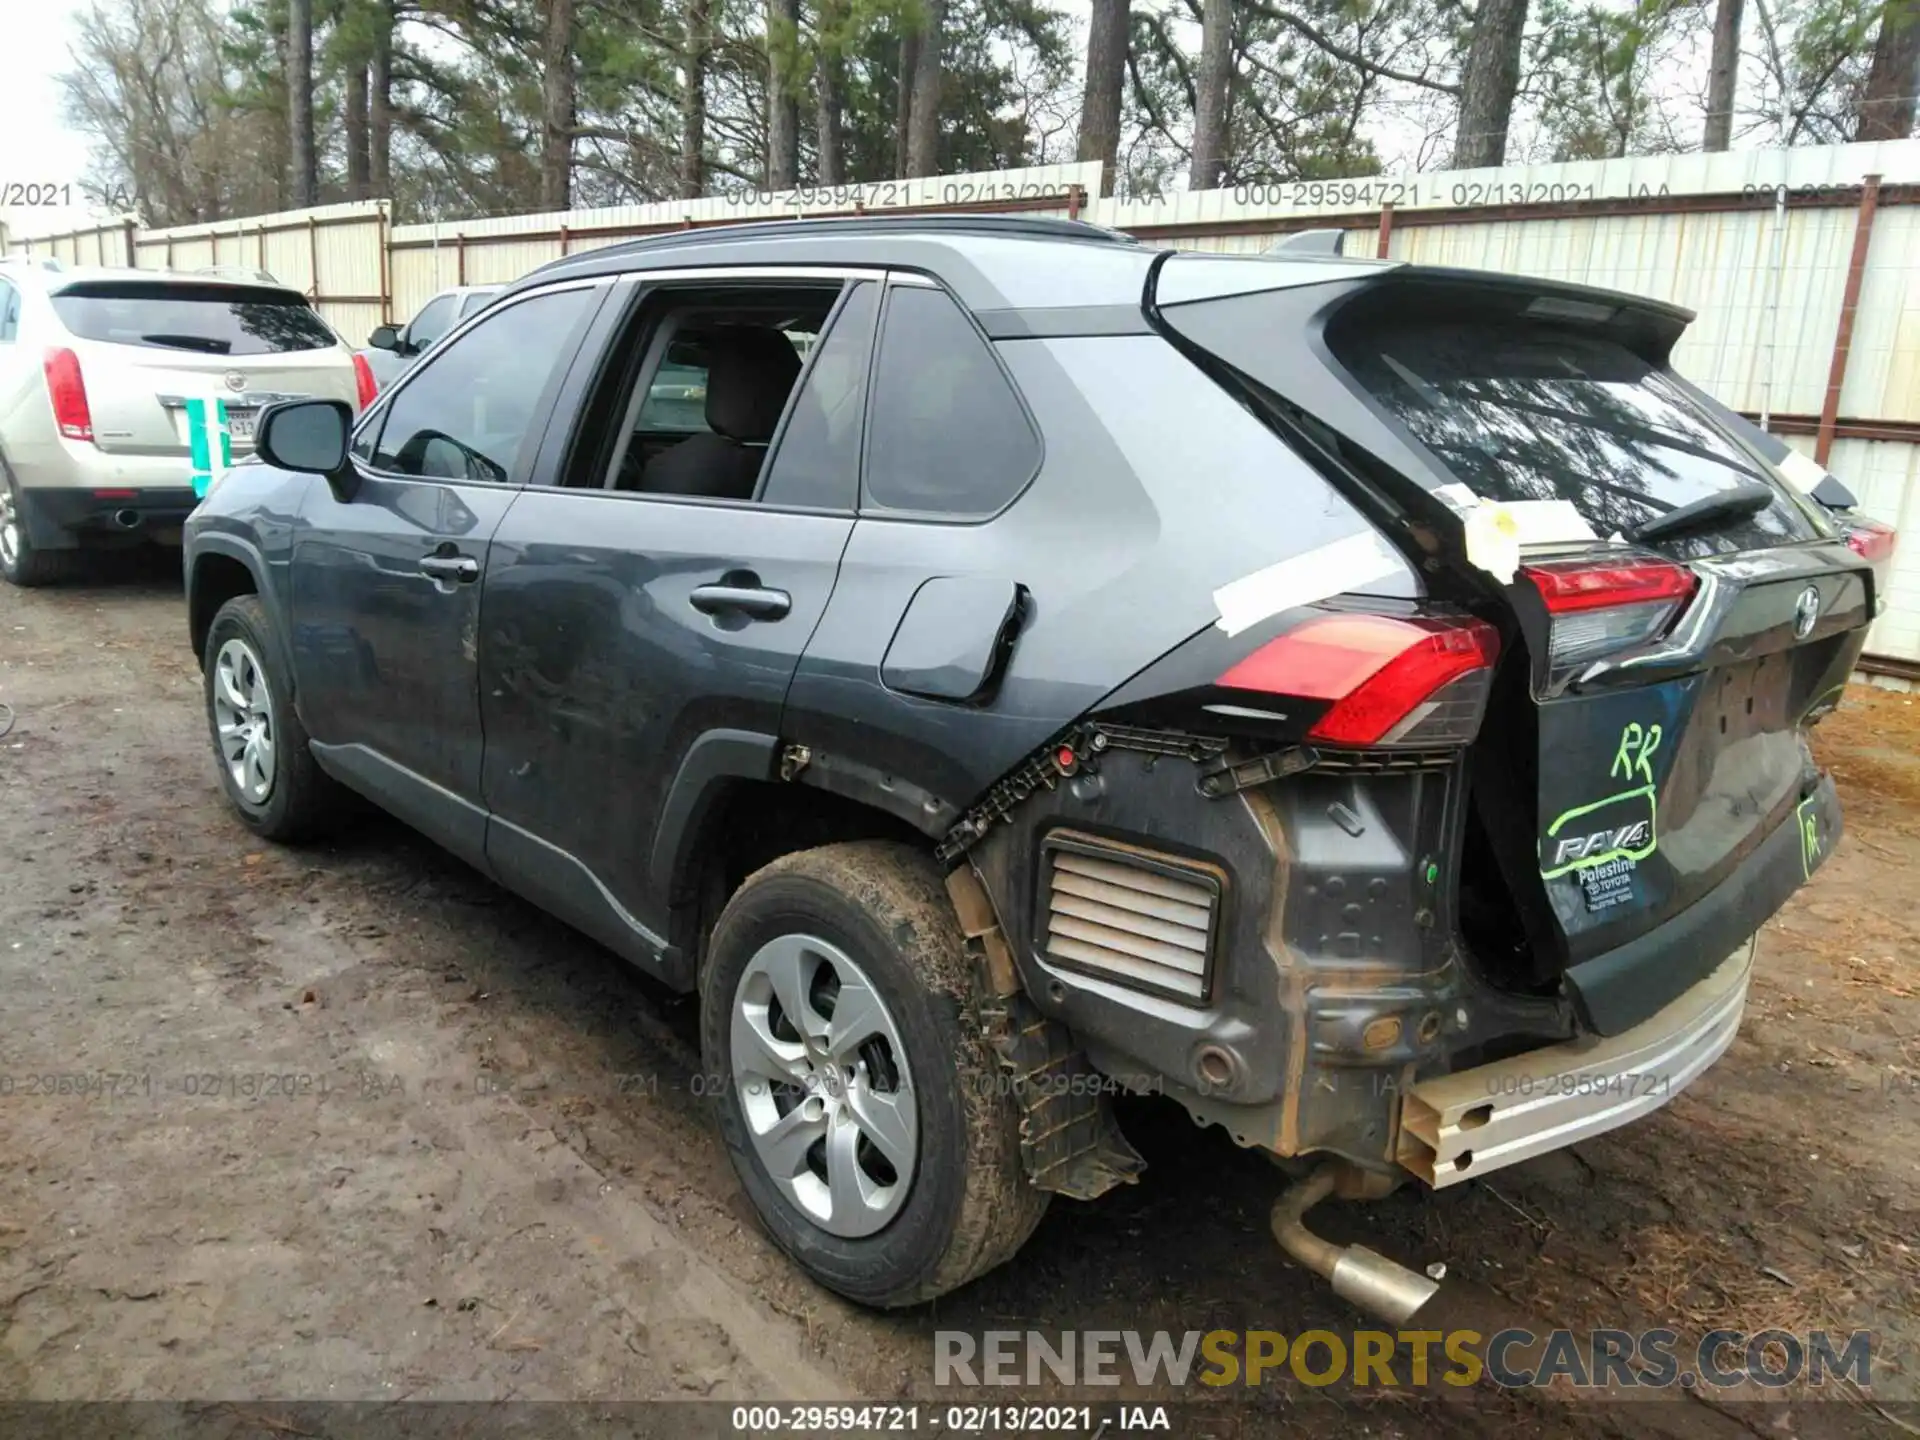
top-left (689, 582), bottom-right (791, 620)
top-left (419, 553), bottom-right (480, 583)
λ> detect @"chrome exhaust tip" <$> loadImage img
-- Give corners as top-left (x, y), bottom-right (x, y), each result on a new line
top-left (112, 509), bottom-right (141, 530)
top-left (1270, 1160), bottom-right (1440, 1325)
top-left (1327, 1246), bottom-right (1441, 1326)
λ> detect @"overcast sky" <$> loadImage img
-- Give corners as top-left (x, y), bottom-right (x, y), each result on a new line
top-left (1, 0), bottom-right (96, 237)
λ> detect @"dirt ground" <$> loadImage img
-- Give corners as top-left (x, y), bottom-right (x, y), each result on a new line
top-left (1, 551), bottom-right (1916, 1437)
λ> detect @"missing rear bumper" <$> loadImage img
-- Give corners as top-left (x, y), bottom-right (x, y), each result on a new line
top-left (1398, 935), bottom-right (1755, 1186)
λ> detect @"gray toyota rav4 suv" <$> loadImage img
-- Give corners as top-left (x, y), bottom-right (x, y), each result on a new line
top-left (183, 215), bottom-right (1884, 1317)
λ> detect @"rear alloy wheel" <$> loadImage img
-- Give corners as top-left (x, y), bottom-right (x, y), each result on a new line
top-left (702, 841), bottom-right (1048, 1308)
top-left (0, 479), bottom-right (78, 588)
top-left (731, 933), bottom-right (918, 1238)
top-left (202, 594), bottom-right (345, 842)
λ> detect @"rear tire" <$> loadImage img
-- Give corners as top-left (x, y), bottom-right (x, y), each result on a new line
top-left (202, 594), bottom-right (345, 842)
top-left (701, 841), bottom-right (1048, 1307)
top-left (0, 479), bottom-right (78, 588)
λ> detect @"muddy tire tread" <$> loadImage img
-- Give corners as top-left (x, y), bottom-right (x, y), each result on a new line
top-left (709, 840), bottom-right (1048, 1307)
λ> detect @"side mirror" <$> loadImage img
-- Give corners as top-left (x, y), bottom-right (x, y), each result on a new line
top-left (367, 324), bottom-right (401, 352)
top-left (256, 399), bottom-right (359, 501)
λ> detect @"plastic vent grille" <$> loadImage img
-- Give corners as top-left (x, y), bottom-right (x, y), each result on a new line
top-left (1042, 838), bottom-right (1220, 1003)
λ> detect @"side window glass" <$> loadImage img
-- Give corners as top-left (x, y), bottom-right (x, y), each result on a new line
top-left (373, 287), bottom-right (595, 482)
top-left (759, 282), bottom-right (878, 510)
top-left (863, 285), bottom-right (1040, 517)
top-left (593, 289), bottom-right (835, 497)
top-left (635, 353), bottom-right (713, 434)
top-left (407, 295), bottom-right (456, 351)
top-left (0, 281), bottom-right (18, 343)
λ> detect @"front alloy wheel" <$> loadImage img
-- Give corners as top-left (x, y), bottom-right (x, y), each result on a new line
top-left (731, 933), bottom-right (918, 1238)
top-left (201, 593), bottom-right (344, 842)
top-left (212, 637), bottom-right (277, 804)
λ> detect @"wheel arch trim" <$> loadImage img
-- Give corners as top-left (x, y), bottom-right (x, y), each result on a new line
top-left (187, 536), bottom-right (292, 693)
top-left (650, 728), bottom-right (782, 904)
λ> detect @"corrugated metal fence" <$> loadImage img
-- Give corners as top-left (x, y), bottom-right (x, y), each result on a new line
top-left (16, 145), bottom-right (1920, 664)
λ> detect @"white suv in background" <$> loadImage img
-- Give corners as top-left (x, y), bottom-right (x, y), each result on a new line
top-left (0, 258), bottom-right (369, 586)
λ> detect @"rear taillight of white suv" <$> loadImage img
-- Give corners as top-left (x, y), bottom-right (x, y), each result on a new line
top-left (352, 352), bottom-right (378, 410)
top-left (43, 348), bottom-right (94, 443)
top-left (1520, 554), bottom-right (1698, 688)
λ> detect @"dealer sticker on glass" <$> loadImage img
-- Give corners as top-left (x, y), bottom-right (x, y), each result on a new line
top-left (1577, 856), bottom-right (1638, 913)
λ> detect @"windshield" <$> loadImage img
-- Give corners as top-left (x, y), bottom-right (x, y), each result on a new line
top-left (1331, 317), bottom-right (1819, 556)
top-left (51, 283), bottom-right (338, 355)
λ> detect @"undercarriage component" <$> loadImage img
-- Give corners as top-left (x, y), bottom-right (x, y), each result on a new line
top-left (947, 860), bottom-right (1145, 1200)
top-left (979, 988), bottom-right (1147, 1201)
top-left (1270, 1160), bottom-right (1439, 1323)
top-left (1196, 745), bottom-right (1318, 798)
top-left (934, 723), bottom-right (1228, 864)
top-left (1398, 937), bottom-right (1755, 1187)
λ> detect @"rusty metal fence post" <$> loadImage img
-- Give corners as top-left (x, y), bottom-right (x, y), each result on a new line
top-left (1816, 174), bottom-right (1882, 467)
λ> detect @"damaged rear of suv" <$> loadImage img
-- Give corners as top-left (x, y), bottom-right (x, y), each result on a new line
top-left (935, 247), bottom-right (1880, 1317)
top-left (188, 218), bottom-right (1883, 1320)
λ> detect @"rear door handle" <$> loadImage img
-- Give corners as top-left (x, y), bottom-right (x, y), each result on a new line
top-left (689, 583), bottom-right (791, 620)
top-left (419, 553), bottom-right (480, 583)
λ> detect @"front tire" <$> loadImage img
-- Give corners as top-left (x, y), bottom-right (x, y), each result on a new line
top-left (202, 595), bottom-right (344, 842)
top-left (702, 841), bottom-right (1048, 1307)
top-left (0, 479), bottom-right (78, 588)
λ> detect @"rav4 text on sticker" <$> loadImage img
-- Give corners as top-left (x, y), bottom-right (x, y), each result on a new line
top-left (1539, 722), bottom-right (1663, 882)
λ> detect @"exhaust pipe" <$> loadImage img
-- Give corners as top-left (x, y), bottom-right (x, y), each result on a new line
top-left (1270, 1161), bottom-right (1440, 1324)
top-left (112, 509), bottom-right (141, 530)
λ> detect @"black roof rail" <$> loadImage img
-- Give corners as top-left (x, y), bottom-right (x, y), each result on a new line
top-left (560, 212), bottom-right (1139, 264)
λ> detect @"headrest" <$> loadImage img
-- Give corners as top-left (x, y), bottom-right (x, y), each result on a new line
top-left (702, 327), bottom-right (803, 441)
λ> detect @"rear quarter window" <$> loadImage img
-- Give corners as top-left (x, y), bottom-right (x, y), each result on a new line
top-left (862, 284), bottom-right (1039, 519)
top-left (50, 283), bottom-right (338, 355)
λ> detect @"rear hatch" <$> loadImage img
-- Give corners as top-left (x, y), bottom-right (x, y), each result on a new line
top-left (1152, 258), bottom-right (1878, 1029)
top-left (48, 279), bottom-right (354, 456)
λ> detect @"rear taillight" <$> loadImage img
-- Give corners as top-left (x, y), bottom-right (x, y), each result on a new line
top-left (1217, 613), bottom-right (1501, 747)
top-left (1521, 554), bottom-right (1698, 685)
top-left (43, 348), bottom-right (93, 442)
top-left (352, 352), bottom-right (378, 410)
top-left (1843, 515), bottom-right (1896, 566)
top-left (1842, 514), bottom-right (1897, 605)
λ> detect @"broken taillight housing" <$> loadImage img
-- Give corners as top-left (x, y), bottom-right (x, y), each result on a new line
top-left (1520, 554), bottom-right (1698, 687)
top-left (1841, 515), bottom-right (1896, 600)
top-left (1216, 613), bottom-right (1501, 747)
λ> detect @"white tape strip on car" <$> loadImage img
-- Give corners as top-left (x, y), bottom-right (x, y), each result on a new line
top-left (1212, 530), bottom-right (1404, 636)
top-left (1773, 448), bottom-right (1829, 495)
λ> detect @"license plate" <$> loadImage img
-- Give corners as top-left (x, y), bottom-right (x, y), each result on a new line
top-left (225, 408), bottom-right (258, 443)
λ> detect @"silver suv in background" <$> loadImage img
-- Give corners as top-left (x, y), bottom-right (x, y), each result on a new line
top-left (0, 260), bottom-right (367, 586)
top-left (357, 285), bottom-right (501, 391)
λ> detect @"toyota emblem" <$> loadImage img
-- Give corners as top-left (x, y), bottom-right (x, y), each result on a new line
top-left (223, 371), bottom-right (247, 393)
top-left (1793, 585), bottom-right (1821, 639)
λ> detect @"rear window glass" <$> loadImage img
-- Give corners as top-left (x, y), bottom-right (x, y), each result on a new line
top-left (1333, 318), bottom-right (1817, 553)
top-left (50, 283), bottom-right (337, 355)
